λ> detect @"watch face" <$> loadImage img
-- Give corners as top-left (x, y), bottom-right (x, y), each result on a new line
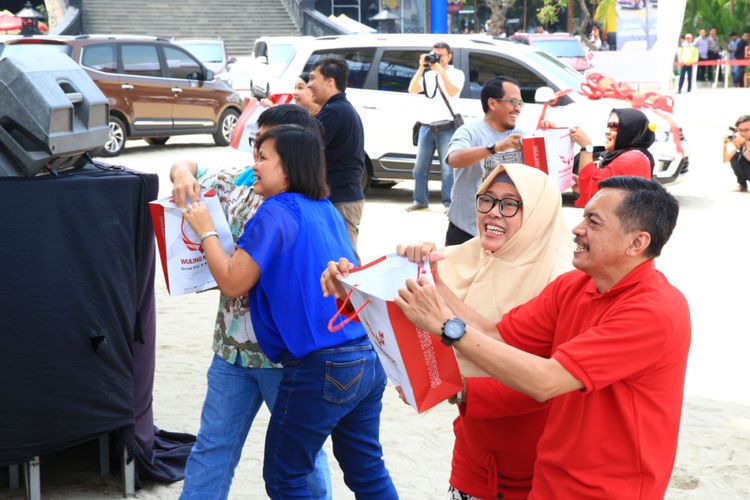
top-left (444, 318), bottom-right (466, 339)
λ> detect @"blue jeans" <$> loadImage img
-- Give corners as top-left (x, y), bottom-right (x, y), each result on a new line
top-left (264, 339), bottom-right (398, 499)
top-left (412, 124), bottom-right (455, 207)
top-left (180, 355), bottom-right (332, 500)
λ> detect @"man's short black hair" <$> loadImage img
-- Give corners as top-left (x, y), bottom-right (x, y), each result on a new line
top-left (432, 41), bottom-right (452, 54)
top-left (256, 103), bottom-right (317, 130)
top-left (735, 115), bottom-right (750, 127)
top-left (311, 55), bottom-right (349, 92)
top-left (255, 124), bottom-right (329, 200)
top-left (598, 176), bottom-right (679, 258)
top-left (480, 76), bottom-right (520, 114)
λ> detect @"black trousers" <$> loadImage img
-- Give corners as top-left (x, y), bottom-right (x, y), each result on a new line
top-left (445, 220), bottom-right (474, 246)
top-left (731, 154), bottom-right (750, 188)
top-left (678, 65), bottom-right (693, 93)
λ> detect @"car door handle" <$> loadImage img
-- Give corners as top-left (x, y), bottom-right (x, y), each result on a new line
top-left (172, 87), bottom-right (183, 93)
top-left (120, 84), bottom-right (134, 90)
top-left (361, 105), bottom-right (378, 110)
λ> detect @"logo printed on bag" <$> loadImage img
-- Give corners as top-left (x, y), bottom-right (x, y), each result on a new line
top-left (417, 327), bottom-right (442, 389)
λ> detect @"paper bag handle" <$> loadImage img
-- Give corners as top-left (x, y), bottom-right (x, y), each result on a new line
top-left (327, 286), bottom-right (370, 333)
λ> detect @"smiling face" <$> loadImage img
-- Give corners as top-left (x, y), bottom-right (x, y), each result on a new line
top-left (252, 137), bottom-right (288, 197)
top-left (488, 81), bottom-right (522, 130)
top-left (477, 181), bottom-right (524, 254)
top-left (604, 112), bottom-right (619, 151)
top-left (572, 188), bottom-right (635, 288)
top-left (306, 68), bottom-right (335, 106)
top-left (293, 77), bottom-right (315, 111)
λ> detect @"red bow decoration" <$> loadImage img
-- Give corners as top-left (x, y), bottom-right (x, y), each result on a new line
top-left (537, 72), bottom-right (684, 156)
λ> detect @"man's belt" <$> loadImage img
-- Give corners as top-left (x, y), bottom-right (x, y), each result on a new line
top-left (425, 120), bottom-right (454, 134)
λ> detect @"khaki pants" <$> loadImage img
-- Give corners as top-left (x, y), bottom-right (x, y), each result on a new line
top-left (334, 200), bottom-right (364, 264)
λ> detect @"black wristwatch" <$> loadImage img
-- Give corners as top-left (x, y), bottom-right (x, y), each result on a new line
top-left (441, 317), bottom-right (466, 346)
top-left (486, 143), bottom-right (496, 155)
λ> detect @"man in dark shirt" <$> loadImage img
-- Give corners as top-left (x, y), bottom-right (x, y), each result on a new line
top-left (307, 55), bottom-right (366, 257)
top-left (734, 32), bottom-right (749, 88)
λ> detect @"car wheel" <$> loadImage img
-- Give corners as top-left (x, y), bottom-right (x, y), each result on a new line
top-left (145, 137), bottom-right (169, 146)
top-left (213, 108), bottom-right (240, 146)
top-left (99, 116), bottom-right (127, 157)
top-left (361, 157), bottom-right (373, 194)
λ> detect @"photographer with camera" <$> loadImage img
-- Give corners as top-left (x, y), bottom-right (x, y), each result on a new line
top-left (723, 115), bottom-right (750, 192)
top-left (406, 42), bottom-right (465, 212)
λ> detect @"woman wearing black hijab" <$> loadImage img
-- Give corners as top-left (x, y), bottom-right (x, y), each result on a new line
top-left (570, 108), bottom-right (655, 207)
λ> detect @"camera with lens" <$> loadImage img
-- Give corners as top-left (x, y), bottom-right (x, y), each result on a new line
top-left (423, 52), bottom-right (440, 66)
top-left (727, 126), bottom-right (737, 140)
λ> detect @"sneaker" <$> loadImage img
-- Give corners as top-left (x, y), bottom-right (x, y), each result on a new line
top-left (732, 185), bottom-right (748, 192)
top-left (405, 204), bottom-right (429, 212)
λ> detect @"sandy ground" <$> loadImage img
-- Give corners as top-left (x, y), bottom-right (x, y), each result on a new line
top-left (2, 88), bottom-right (750, 499)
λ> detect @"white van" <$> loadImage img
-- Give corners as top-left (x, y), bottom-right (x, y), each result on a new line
top-left (265, 34), bottom-right (687, 188)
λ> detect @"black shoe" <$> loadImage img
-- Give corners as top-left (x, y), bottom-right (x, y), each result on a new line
top-left (405, 204), bottom-right (429, 212)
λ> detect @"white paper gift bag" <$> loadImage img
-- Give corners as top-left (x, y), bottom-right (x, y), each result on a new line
top-left (148, 189), bottom-right (233, 295)
top-left (328, 254), bottom-right (463, 413)
top-left (522, 127), bottom-right (575, 191)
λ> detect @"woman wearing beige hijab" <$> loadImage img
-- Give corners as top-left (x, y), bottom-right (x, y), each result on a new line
top-left (395, 163), bottom-right (572, 500)
top-left (321, 163), bottom-right (572, 499)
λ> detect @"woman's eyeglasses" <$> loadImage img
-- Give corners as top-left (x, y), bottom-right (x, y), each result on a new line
top-left (493, 97), bottom-right (525, 108)
top-left (606, 122), bottom-right (619, 132)
top-left (475, 194), bottom-right (523, 217)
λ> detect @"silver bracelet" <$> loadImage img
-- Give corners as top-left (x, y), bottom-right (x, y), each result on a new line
top-left (200, 230), bottom-right (218, 242)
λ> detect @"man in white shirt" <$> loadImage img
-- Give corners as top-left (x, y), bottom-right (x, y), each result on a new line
top-left (406, 42), bottom-right (466, 212)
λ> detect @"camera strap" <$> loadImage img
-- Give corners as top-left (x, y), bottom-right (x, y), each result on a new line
top-left (422, 72), bottom-right (438, 99)
top-left (436, 76), bottom-right (457, 117)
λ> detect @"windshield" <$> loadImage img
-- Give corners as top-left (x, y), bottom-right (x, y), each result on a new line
top-left (177, 42), bottom-right (223, 63)
top-left (533, 39), bottom-right (586, 58)
top-left (524, 50), bottom-right (583, 91)
top-left (1, 43), bottom-right (72, 60)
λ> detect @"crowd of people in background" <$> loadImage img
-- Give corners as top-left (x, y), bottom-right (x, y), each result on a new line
top-left (677, 28), bottom-right (749, 91)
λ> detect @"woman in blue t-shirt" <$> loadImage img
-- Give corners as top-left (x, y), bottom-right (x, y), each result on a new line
top-left (183, 124), bottom-right (397, 499)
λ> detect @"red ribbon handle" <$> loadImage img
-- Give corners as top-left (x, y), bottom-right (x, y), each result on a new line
top-left (327, 286), bottom-right (370, 333)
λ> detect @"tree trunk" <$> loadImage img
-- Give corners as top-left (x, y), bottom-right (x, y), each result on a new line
top-left (486, 0), bottom-right (517, 36)
top-left (576, 0), bottom-right (594, 49)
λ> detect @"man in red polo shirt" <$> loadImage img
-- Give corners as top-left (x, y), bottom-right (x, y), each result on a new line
top-left (396, 176), bottom-right (691, 499)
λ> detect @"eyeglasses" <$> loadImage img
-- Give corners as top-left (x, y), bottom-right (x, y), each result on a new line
top-left (606, 121), bottom-right (619, 131)
top-left (493, 97), bottom-right (525, 108)
top-left (475, 194), bottom-right (523, 217)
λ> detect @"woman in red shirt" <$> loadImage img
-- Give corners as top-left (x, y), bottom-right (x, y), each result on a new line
top-left (571, 108), bottom-right (655, 207)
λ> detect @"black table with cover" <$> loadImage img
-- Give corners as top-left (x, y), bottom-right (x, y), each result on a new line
top-left (0, 163), bottom-right (194, 486)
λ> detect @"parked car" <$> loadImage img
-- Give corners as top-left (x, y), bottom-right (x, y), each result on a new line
top-left (172, 37), bottom-right (236, 86)
top-left (509, 33), bottom-right (594, 73)
top-left (263, 34), bottom-right (687, 189)
top-left (3, 35), bottom-right (243, 156)
top-left (248, 36), bottom-right (313, 98)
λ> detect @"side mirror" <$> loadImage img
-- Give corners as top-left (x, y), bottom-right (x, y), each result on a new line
top-left (534, 86), bottom-right (556, 103)
top-left (227, 56), bottom-right (237, 66)
top-left (204, 69), bottom-right (214, 81)
top-left (255, 55), bottom-right (268, 65)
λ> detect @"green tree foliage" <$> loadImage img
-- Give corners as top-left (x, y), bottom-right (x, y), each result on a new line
top-left (682, 0), bottom-right (750, 42)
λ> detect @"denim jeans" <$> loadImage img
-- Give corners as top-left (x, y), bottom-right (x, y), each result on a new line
top-left (264, 338), bottom-right (398, 499)
top-left (180, 355), bottom-right (332, 500)
top-left (412, 124), bottom-right (455, 207)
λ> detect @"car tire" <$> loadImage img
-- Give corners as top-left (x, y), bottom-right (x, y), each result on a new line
top-left (361, 158), bottom-right (373, 194)
top-left (213, 108), bottom-right (240, 146)
top-left (99, 115), bottom-right (127, 157)
top-left (145, 137), bottom-right (169, 146)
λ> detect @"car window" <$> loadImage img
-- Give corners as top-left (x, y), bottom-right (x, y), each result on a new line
top-left (121, 44), bottom-right (162, 77)
top-left (303, 48), bottom-right (375, 89)
top-left (1, 43), bottom-right (72, 60)
top-left (163, 46), bottom-right (203, 80)
top-left (81, 44), bottom-right (117, 73)
top-left (533, 40), bottom-right (585, 58)
top-left (177, 42), bottom-right (223, 63)
top-left (270, 43), bottom-right (295, 66)
top-left (377, 50), bottom-right (423, 93)
top-left (467, 51), bottom-right (548, 102)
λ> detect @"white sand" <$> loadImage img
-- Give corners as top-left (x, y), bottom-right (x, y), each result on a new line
top-left (2, 88), bottom-right (749, 499)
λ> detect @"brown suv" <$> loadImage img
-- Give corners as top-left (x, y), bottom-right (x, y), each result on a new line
top-left (3, 35), bottom-right (243, 156)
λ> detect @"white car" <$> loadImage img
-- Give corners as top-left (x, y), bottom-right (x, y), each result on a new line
top-left (265, 34), bottom-right (687, 188)
top-left (172, 37), bottom-right (236, 87)
top-left (248, 36), bottom-right (313, 98)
